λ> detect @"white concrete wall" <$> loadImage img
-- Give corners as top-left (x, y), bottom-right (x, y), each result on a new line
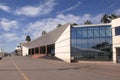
top-left (55, 25), bottom-right (71, 62)
top-left (112, 18), bottom-right (120, 63)
top-left (21, 46), bottom-right (29, 56)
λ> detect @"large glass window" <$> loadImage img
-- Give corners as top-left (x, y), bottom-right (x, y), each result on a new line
top-left (100, 29), bottom-right (105, 37)
top-left (106, 27), bottom-right (112, 36)
top-left (82, 30), bottom-right (87, 38)
top-left (94, 28), bottom-right (99, 37)
top-left (77, 30), bottom-right (82, 38)
top-left (71, 25), bottom-right (112, 61)
top-left (88, 28), bottom-right (94, 38)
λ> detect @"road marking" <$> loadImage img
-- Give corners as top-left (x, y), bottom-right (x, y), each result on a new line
top-left (10, 58), bottom-right (29, 80)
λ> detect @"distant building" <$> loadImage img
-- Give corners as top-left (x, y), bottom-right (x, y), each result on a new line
top-left (15, 46), bottom-right (22, 56)
top-left (21, 18), bottom-right (120, 63)
top-left (20, 41), bottom-right (30, 56)
top-left (0, 48), bottom-right (5, 56)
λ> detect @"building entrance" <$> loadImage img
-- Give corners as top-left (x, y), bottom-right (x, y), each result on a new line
top-left (47, 44), bottom-right (55, 56)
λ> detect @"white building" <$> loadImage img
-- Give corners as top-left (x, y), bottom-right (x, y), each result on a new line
top-left (0, 48), bottom-right (5, 56)
top-left (20, 41), bottom-right (29, 56)
top-left (21, 18), bottom-right (120, 63)
top-left (112, 18), bottom-right (120, 63)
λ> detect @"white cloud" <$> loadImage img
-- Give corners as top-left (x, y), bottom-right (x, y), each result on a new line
top-left (0, 4), bottom-right (10, 12)
top-left (24, 13), bottom-right (102, 39)
top-left (15, 6), bottom-right (41, 17)
top-left (114, 9), bottom-right (120, 15)
top-left (92, 14), bottom-right (103, 23)
top-left (0, 18), bottom-right (19, 31)
top-left (15, 0), bottom-right (56, 17)
top-left (58, 2), bottom-right (80, 14)
top-left (2, 33), bottom-right (19, 41)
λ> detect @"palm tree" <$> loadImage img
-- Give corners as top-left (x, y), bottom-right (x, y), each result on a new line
top-left (25, 35), bottom-right (31, 42)
top-left (109, 14), bottom-right (119, 21)
top-left (84, 20), bottom-right (92, 25)
top-left (101, 14), bottom-right (110, 23)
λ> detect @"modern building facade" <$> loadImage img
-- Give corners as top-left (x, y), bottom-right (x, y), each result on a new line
top-left (112, 18), bottom-right (120, 63)
top-left (21, 18), bottom-right (120, 63)
top-left (71, 24), bottom-right (112, 61)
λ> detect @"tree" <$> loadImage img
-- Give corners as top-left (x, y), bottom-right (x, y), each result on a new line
top-left (84, 20), bottom-right (92, 25)
top-left (25, 35), bottom-right (31, 42)
top-left (101, 42), bottom-right (109, 50)
top-left (72, 23), bottom-right (78, 26)
top-left (42, 31), bottom-right (47, 35)
top-left (101, 14), bottom-right (111, 23)
top-left (109, 14), bottom-right (119, 21)
top-left (101, 14), bottom-right (120, 23)
top-left (56, 24), bottom-right (62, 28)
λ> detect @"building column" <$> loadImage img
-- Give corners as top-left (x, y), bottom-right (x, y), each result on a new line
top-left (45, 45), bottom-right (48, 55)
top-left (34, 48), bottom-right (36, 54)
top-left (113, 47), bottom-right (117, 63)
top-left (31, 49), bottom-right (32, 55)
top-left (39, 47), bottom-right (41, 54)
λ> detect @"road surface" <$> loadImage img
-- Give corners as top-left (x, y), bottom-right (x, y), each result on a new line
top-left (0, 56), bottom-right (120, 80)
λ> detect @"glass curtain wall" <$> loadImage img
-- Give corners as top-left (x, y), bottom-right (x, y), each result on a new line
top-left (71, 25), bottom-right (112, 61)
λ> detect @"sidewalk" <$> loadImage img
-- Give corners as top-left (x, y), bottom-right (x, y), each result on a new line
top-left (78, 61), bottom-right (120, 66)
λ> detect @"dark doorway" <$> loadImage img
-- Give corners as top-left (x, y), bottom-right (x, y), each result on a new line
top-left (47, 44), bottom-right (55, 56)
top-left (40, 46), bottom-right (46, 54)
top-left (116, 48), bottom-right (120, 63)
top-left (32, 48), bottom-right (34, 55)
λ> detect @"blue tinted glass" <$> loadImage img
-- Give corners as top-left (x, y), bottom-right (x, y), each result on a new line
top-left (81, 28), bottom-right (87, 30)
top-left (88, 44), bottom-right (94, 48)
top-left (71, 26), bottom-right (112, 61)
top-left (94, 28), bottom-right (99, 37)
top-left (88, 38), bottom-right (94, 45)
top-left (100, 26), bottom-right (106, 29)
top-left (100, 29), bottom-right (105, 37)
top-left (71, 39), bottom-right (76, 45)
top-left (88, 28), bottom-right (94, 37)
top-left (82, 30), bottom-right (87, 38)
top-left (94, 38), bottom-right (100, 45)
top-left (105, 38), bottom-right (112, 44)
top-left (81, 39), bottom-right (87, 45)
top-left (99, 38), bottom-right (106, 43)
top-left (76, 39), bottom-right (83, 44)
top-left (106, 28), bottom-right (112, 36)
top-left (77, 30), bottom-right (82, 38)
top-left (71, 30), bottom-right (76, 39)
top-left (115, 26), bottom-right (120, 35)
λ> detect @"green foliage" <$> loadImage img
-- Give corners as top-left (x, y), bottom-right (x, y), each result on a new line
top-left (57, 24), bottom-right (62, 28)
top-left (25, 35), bottom-right (31, 42)
top-left (42, 31), bottom-right (47, 35)
top-left (101, 14), bottom-right (119, 23)
top-left (84, 20), bottom-right (93, 25)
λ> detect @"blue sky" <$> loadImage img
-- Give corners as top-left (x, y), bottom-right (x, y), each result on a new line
top-left (0, 0), bottom-right (120, 52)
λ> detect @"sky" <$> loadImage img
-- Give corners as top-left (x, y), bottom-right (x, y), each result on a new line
top-left (0, 0), bottom-right (120, 52)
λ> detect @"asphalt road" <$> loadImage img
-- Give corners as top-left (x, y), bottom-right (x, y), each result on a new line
top-left (0, 56), bottom-right (120, 80)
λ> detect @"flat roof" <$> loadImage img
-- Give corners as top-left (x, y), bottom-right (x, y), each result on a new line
top-left (72, 23), bottom-right (111, 28)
